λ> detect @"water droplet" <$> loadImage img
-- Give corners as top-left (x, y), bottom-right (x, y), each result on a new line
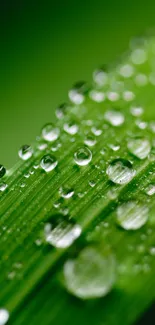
top-left (91, 126), bottom-right (102, 136)
top-left (56, 103), bottom-right (68, 119)
top-left (123, 91), bottom-right (135, 101)
top-left (64, 121), bottom-right (79, 135)
top-left (38, 142), bottom-right (48, 151)
top-left (0, 183), bottom-right (8, 192)
top-left (0, 165), bottom-right (6, 178)
top-left (149, 121), bottom-right (155, 133)
top-left (104, 110), bottom-right (124, 126)
top-left (89, 90), bottom-right (105, 102)
top-left (118, 64), bottom-right (134, 78)
top-left (0, 309), bottom-right (9, 325)
top-left (135, 74), bottom-right (148, 86)
top-left (130, 106), bottom-right (144, 117)
top-left (84, 135), bottom-right (96, 147)
top-left (40, 154), bottom-right (58, 172)
top-left (42, 123), bottom-right (60, 142)
top-left (88, 180), bottom-right (96, 188)
top-left (108, 143), bottom-right (120, 151)
top-left (135, 119), bottom-right (147, 130)
top-left (69, 82), bottom-right (88, 104)
top-left (107, 91), bottom-right (120, 102)
top-left (93, 67), bottom-right (108, 86)
top-left (44, 215), bottom-right (81, 248)
top-left (127, 138), bottom-right (151, 160)
top-left (116, 201), bottom-right (148, 230)
top-left (18, 145), bottom-right (33, 161)
top-left (106, 159), bottom-right (136, 184)
top-left (131, 49), bottom-right (147, 65)
top-left (59, 186), bottom-right (74, 199)
top-left (63, 246), bottom-right (116, 299)
top-left (74, 147), bottom-right (92, 166)
top-left (145, 184), bottom-right (155, 196)
top-left (149, 247), bottom-right (155, 256)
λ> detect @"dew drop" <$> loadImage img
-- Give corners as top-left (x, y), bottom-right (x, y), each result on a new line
top-left (145, 184), bottom-right (155, 196)
top-left (44, 215), bottom-right (81, 248)
top-left (64, 121), bottom-right (79, 135)
top-left (93, 67), bottom-right (108, 87)
top-left (127, 138), bottom-right (151, 160)
top-left (69, 82), bottom-right (88, 105)
top-left (123, 91), bottom-right (135, 101)
top-left (89, 90), bottom-right (105, 102)
top-left (0, 165), bottom-right (6, 179)
top-left (149, 247), bottom-right (155, 256)
top-left (40, 154), bottom-right (58, 172)
top-left (59, 186), bottom-right (74, 199)
top-left (18, 145), bottom-right (33, 161)
top-left (130, 106), bottom-right (144, 117)
top-left (74, 147), bottom-right (92, 166)
top-left (116, 201), bottom-right (148, 230)
top-left (42, 123), bottom-right (60, 142)
top-left (0, 183), bottom-right (8, 192)
top-left (0, 309), bottom-right (9, 325)
top-left (135, 74), bottom-right (148, 86)
top-left (84, 135), bottom-right (96, 147)
top-left (118, 64), bottom-right (134, 78)
top-left (131, 49), bottom-right (147, 65)
top-left (56, 103), bottom-right (68, 119)
top-left (104, 110), bottom-right (124, 126)
top-left (106, 159), bottom-right (136, 184)
top-left (63, 246), bottom-right (116, 299)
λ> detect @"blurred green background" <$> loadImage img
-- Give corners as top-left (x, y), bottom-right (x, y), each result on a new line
top-left (1, 0), bottom-right (155, 168)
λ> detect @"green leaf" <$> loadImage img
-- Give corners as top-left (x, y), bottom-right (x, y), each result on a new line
top-left (1, 35), bottom-right (155, 325)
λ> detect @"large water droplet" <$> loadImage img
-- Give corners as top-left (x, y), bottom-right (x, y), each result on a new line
top-left (18, 145), bottom-right (33, 161)
top-left (106, 159), bottom-right (136, 184)
top-left (0, 309), bottom-right (9, 325)
top-left (0, 165), bottom-right (6, 178)
top-left (40, 154), bottom-right (58, 172)
top-left (64, 121), bottom-right (79, 135)
top-left (69, 82), bottom-right (88, 105)
top-left (74, 147), bottom-right (92, 166)
top-left (42, 123), bottom-right (60, 142)
top-left (44, 215), bottom-right (81, 248)
top-left (63, 246), bottom-right (116, 299)
top-left (116, 201), bottom-right (148, 230)
top-left (127, 138), bottom-right (151, 159)
top-left (104, 110), bottom-right (124, 126)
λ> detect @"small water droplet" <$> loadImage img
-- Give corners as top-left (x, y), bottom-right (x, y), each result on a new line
top-left (88, 180), bottom-right (96, 188)
top-left (106, 159), bottom-right (136, 184)
top-left (59, 186), bottom-right (74, 199)
top-left (44, 215), bottom-right (81, 248)
top-left (116, 201), bottom-right (148, 230)
top-left (0, 309), bottom-right (9, 325)
top-left (40, 154), bottom-right (58, 172)
top-left (89, 90), bottom-right (105, 102)
top-left (93, 67), bottom-right (108, 86)
top-left (149, 247), bottom-right (155, 256)
top-left (0, 183), bottom-right (8, 192)
top-left (135, 119), bottom-right (147, 130)
top-left (18, 145), bottom-right (33, 161)
top-left (130, 106), bottom-right (144, 117)
top-left (107, 91), bottom-right (120, 102)
top-left (118, 63), bottom-right (134, 78)
top-left (63, 246), bottom-right (116, 299)
top-left (145, 184), bottom-right (155, 196)
top-left (135, 74), bottom-right (148, 86)
top-left (91, 126), bottom-right (102, 136)
top-left (123, 91), bottom-right (135, 102)
top-left (84, 135), bottom-right (96, 147)
top-left (131, 48), bottom-right (147, 65)
top-left (69, 82), bottom-right (88, 104)
top-left (56, 103), bottom-right (68, 119)
top-left (64, 121), bottom-right (79, 135)
top-left (74, 147), bottom-right (92, 166)
top-left (42, 123), bottom-right (60, 142)
top-left (127, 138), bottom-right (151, 159)
top-left (104, 110), bottom-right (124, 126)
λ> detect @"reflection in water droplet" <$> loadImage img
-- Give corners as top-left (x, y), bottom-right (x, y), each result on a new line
top-left (104, 110), bottom-right (124, 126)
top-left (44, 215), bottom-right (81, 248)
top-left (116, 201), bottom-right (148, 230)
top-left (0, 309), bottom-right (9, 325)
top-left (40, 154), bottom-right (58, 172)
top-left (74, 147), bottom-right (92, 166)
top-left (0, 183), bottom-right (8, 192)
top-left (18, 145), bottom-right (33, 161)
top-left (42, 123), bottom-right (60, 142)
top-left (0, 165), bottom-right (6, 178)
top-left (106, 159), bottom-right (136, 184)
top-left (64, 121), bottom-right (79, 135)
top-left (127, 138), bottom-right (151, 159)
top-left (63, 246), bottom-right (116, 299)
top-left (69, 82), bottom-right (88, 105)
